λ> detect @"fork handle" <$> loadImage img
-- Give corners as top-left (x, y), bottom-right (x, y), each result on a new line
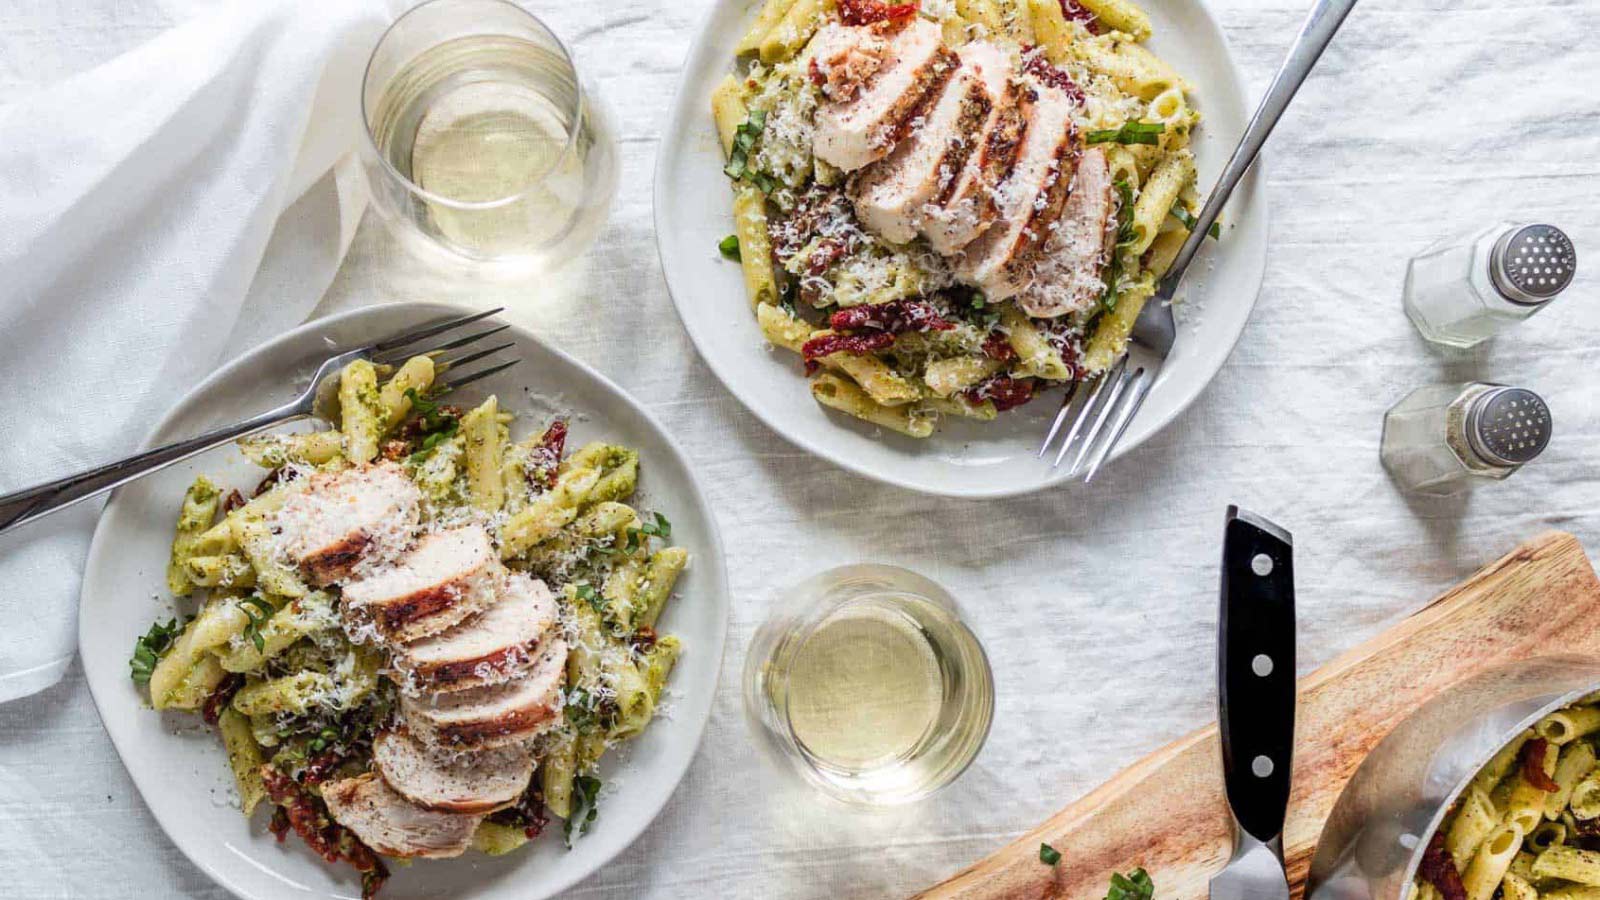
top-left (1157, 0), bottom-right (1359, 301)
top-left (0, 402), bottom-right (306, 536)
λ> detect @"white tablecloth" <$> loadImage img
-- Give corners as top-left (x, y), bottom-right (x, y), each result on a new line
top-left (3, 0), bottom-right (1599, 897)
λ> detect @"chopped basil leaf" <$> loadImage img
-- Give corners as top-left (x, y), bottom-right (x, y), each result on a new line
top-left (404, 387), bottom-right (461, 464)
top-left (565, 775), bottom-right (603, 846)
top-left (574, 583), bottom-right (605, 613)
top-left (565, 687), bottom-right (596, 728)
top-left (1168, 203), bottom-right (1221, 241)
top-left (239, 593), bottom-right (276, 653)
top-left (1086, 121), bottom-right (1165, 146)
top-left (718, 234), bottom-right (741, 261)
top-left (1100, 179), bottom-right (1137, 313)
top-left (640, 511), bottom-right (672, 541)
top-left (723, 110), bottom-right (768, 183)
top-left (130, 617), bottom-right (185, 685)
top-left (750, 171), bottom-right (778, 194)
top-left (1039, 843), bottom-right (1062, 866)
top-left (599, 511), bottom-right (672, 558)
top-left (1106, 868), bottom-right (1154, 900)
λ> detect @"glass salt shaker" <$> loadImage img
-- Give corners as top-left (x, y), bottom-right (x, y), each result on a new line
top-left (1380, 383), bottom-right (1552, 495)
top-left (1403, 222), bottom-right (1576, 348)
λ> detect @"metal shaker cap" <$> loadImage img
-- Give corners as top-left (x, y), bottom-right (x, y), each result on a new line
top-left (1491, 224), bottom-right (1575, 305)
top-left (1467, 387), bottom-right (1552, 466)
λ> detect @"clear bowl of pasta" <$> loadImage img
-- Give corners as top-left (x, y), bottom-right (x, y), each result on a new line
top-left (1307, 658), bottom-right (1600, 900)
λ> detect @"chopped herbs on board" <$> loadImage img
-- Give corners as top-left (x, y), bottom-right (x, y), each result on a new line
top-left (1106, 867), bottom-right (1155, 900)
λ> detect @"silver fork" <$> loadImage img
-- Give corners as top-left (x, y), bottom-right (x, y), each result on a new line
top-left (0, 308), bottom-right (519, 535)
top-left (1040, 0), bottom-right (1359, 482)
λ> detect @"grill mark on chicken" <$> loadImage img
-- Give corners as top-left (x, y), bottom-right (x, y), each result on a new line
top-left (964, 82), bottom-right (1028, 217)
top-left (931, 90), bottom-right (993, 204)
top-left (1004, 134), bottom-right (1081, 280)
top-left (878, 47), bottom-right (959, 151)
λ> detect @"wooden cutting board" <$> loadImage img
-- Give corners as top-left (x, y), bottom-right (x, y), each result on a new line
top-left (915, 530), bottom-right (1600, 900)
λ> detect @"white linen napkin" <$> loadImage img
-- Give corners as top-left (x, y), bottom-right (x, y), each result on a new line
top-left (0, 0), bottom-right (396, 702)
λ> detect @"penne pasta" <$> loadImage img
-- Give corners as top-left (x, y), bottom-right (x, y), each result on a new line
top-left (736, 0), bottom-right (799, 56)
top-left (811, 373), bottom-right (936, 438)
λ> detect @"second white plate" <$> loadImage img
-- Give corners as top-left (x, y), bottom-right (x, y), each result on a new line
top-left (654, 0), bottom-right (1267, 498)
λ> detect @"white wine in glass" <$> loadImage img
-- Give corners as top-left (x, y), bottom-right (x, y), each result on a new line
top-left (744, 565), bottom-right (994, 805)
top-left (361, 0), bottom-right (617, 276)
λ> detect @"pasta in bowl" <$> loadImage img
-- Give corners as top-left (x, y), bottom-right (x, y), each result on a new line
top-left (1414, 698), bottom-right (1600, 900)
top-left (711, 0), bottom-right (1212, 437)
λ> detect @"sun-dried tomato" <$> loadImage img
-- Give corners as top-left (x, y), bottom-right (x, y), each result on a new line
top-left (982, 331), bottom-right (1018, 361)
top-left (219, 489), bottom-right (246, 517)
top-left (1418, 832), bottom-right (1467, 900)
top-left (631, 626), bottom-right (659, 653)
top-left (1523, 737), bottom-right (1561, 791)
top-left (261, 764), bottom-right (387, 895)
top-left (526, 420), bottom-right (568, 492)
top-left (268, 805), bottom-right (290, 842)
top-left (839, 0), bottom-right (919, 26)
top-left (802, 331), bottom-right (897, 361)
top-left (1041, 320), bottom-right (1086, 379)
top-left (966, 376), bottom-right (1037, 412)
top-left (1022, 52), bottom-right (1086, 105)
top-left (201, 673), bottom-right (245, 726)
top-left (253, 464), bottom-right (302, 497)
top-left (360, 865), bottom-right (389, 900)
top-left (488, 783), bottom-right (551, 840)
top-left (300, 749), bottom-right (347, 786)
top-left (1060, 0), bottom-right (1103, 33)
top-left (829, 300), bottom-right (955, 334)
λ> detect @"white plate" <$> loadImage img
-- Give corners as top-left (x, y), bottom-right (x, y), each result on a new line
top-left (79, 301), bottom-right (729, 900)
top-left (654, 0), bottom-right (1267, 498)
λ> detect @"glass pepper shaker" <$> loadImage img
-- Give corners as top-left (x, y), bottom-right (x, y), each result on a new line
top-left (1403, 222), bottom-right (1576, 348)
top-left (1380, 383), bottom-right (1552, 495)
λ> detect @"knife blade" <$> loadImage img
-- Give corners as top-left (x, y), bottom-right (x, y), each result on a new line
top-left (1210, 506), bottom-right (1296, 900)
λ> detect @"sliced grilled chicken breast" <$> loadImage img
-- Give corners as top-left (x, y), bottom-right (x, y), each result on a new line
top-left (321, 771), bottom-right (481, 859)
top-left (813, 18), bottom-right (956, 172)
top-left (954, 84), bottom-right (1079, 300)
top-left (373, 730), bottom-right (534, 815)
top-left (342, 525), bottom-right (505, 645)
top-left (392, 572), bottom-right (558, 695)
top-left (402, 638), bottom-right (568, 750)
top-left (1016, 146), bottom-right (1117, 318)
top-left (919, 42), bottom-right (1020, 254)
top-left (274, 462), bottom-right (421, 587)
top-left (849, 53), bottom-right (991, 244)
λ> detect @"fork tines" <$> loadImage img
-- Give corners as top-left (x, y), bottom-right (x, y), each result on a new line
top-left (1037, 354), bottom-right (1156, 483)
top-left (370, 308), bottom-right (505, 358)
top-left (369, 309), bottom-right (520, 394)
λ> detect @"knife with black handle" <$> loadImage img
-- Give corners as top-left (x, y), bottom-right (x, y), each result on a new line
top-left (1211, 506), bottom-right (1296, 900)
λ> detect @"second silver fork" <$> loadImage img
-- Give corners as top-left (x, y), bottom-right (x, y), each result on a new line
top-left (1041, 0), bottom-right (1360, 482)
top-left (0, 308), bottom-right (520, 536)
